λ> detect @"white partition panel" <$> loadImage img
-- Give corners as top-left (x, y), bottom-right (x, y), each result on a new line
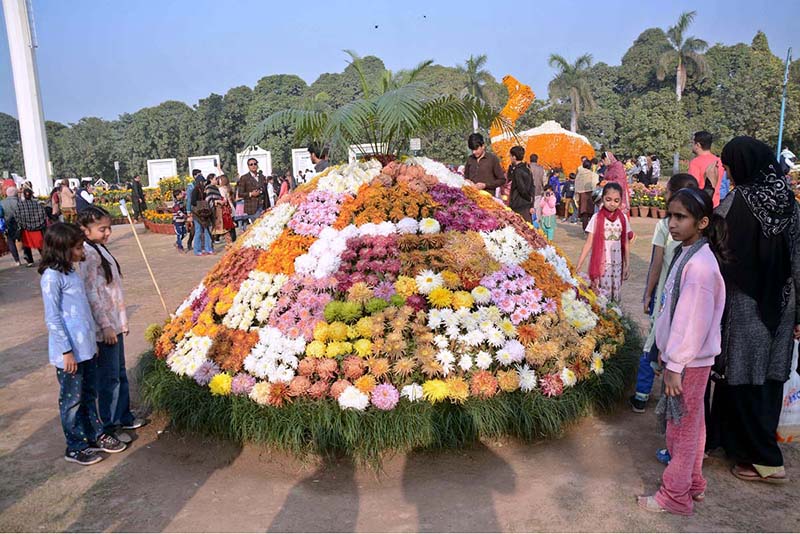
top-left (146, 158), bottom-right (177, 187)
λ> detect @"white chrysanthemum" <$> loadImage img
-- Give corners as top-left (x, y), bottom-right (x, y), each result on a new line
top-left (484, 306), bottom-right (502, 323)
top-left (419, 217), bottom-right (441, 234)
top-left (407, 156), bottom-right (465, 188)
top-left (591, 352), bottom-right (605, 375)
top-left (175, 283), bottom-right (206, 317)
top-left (444, 324), bottom-right (461, 340)
top-left (443, 310), bottom-right (461, 330)
top-left (396, 217), bottom-right (419, 234)
top-left (338, 385), bottom-right (370, 411)
top-left (427, 309), bottom-right (442, 329)
top-left (243, 326), bottom-right (306, 382)
top-left (243, 203), bottom-right (296, 250)
top-left (561, 367), bottom-right (577, 387)
top-left (295, 225), bottom-right (357, 279)
top-left (495, 349), bottom-right (513, 366)
top-left (537, 245), bottom-right (579, 286)
top-left (223, 272), bottom-right (287, 330)
top-left (485, 327), bottom-right (505, 348)
top-left (458, 354), bottom-right (473, 371)
top-left (401, 383), bottom-right (424, 402)
top-left (358, 222), bottom-right (379, 236)
top-left (470, 285), bottom-right (492, 304)
top-left (480, 226), bottom-right (532, 265)
top-left (167, 335), bottom-right (212, 377)
top-left (415, 270), bottom-right (444, 294)
top-left (436, 349), bottom-right (455, 366)
top-left (499, 319), bottom-right (517, 338)
top-left (561, 290), bottom-right (598, 333)
top-left (475, 351), bottom-right (493, 370)
top-left (463, 329), bottom-right (485, 347)
top-left (317, 160), bottom-right (382, 195)
top-left (503, 339), bottom-right (526, 362)
top-left (433, 335), bottom-right (449, 349)
top-left (517, 364), bottom-right (538, 392)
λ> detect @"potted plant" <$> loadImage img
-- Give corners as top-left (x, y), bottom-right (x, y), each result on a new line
top-left (629, 194), bottom-right (641, 217)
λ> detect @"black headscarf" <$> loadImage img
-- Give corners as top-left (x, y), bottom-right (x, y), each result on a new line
top-left (720, 136), bottom-right (796, 332)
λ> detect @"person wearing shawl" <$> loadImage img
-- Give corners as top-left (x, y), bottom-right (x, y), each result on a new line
top-left (601, 151), bottom-right (630, 214)
top-left (707, 136), bottom-right (800, 484)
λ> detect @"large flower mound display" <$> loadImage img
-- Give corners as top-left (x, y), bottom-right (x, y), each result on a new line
top-left (142, 157), bottom-right (637, 462)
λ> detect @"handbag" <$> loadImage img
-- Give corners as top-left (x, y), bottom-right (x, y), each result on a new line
top-left (777, 341), bottom-right (800, 443)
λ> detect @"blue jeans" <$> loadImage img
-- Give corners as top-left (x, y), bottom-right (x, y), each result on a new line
top-left (174, 223), bottom-right (186, 249)
top-left (193, 224), bottom-right (212, 254)
top-left (56, 359), bottom-right (103, 452)
top-left (634, 343), bottom-right (660, 401)
top-left (96, 334), bottom-right (134, 432)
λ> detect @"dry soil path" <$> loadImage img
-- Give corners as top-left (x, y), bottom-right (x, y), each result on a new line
top-left (0, 219), bottom-right (797, 532)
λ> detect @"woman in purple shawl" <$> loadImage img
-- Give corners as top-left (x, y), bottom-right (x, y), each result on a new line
top-left (601, 151), bottom-right (629, 214)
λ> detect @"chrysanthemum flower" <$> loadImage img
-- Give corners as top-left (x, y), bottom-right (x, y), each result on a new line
top-left (267, 382), bottom-right (291, 407)
top-left (591, 352), bottom-right (605, 375)
top-left (540, 373), bottom-right (564, 397)
top-left (475, 351), bottom-right (493, 370)
top-left (516, 364), bottom-right (537, 392)
top-left (401, 383), bottom-right (423, 401)
top-left (297, 358), bottom-right (317, 377)
top-left (194, 360), bottom-right (220, 386)
top-left (394, 276), bottom-right (418, 298)
top-left (338, 385), bottom-right (370, 410)
top-left (328, 321), bottom-right (349, 342)
top-left (249, 381), bottom-right (271, 405)
top-left (354, 338), bottom-right (373, 357)
top-left (422, 379), bottom-right (449, 403)
top-left (305, 340), bottom-right (326, 358)
top-left (393, 357), bottom-right (417, 377)
top-left (231, 373), bottom-right (257, 395)
top-left (371, 383), bottom-right (400, 410)
top-left (470, 370), bottom-right (498, 398)
top-left (415, 270), bottom-right (444, 294)
top-left (441, 270), bottom-right (461, 289)
top-left (419, 217), bottom-right (441, 234)
top-left (330, 379), bottom-right (352, 399)
top-left (560, 367), bottom-right (577, 387)
top-left (316, 358), bottom-right (338, 380)
top-left (452, 291), bottom-right (474, 310)
top-left (347, 282), bottom-right (374, 305)
top-left (446, 377), bottom-right (469, 403)
top-left (497, 370), bottom-right (520, 392)
top-left (289, 375), bottom-right (312, 396)
top-left (209, 373), bottom-right (233, 396)
top-left (354, 374), bottom-right (377, 394)
top-left (307, 380), bottom-right (330, 400)
top-left (471, 285), bottom-right (492, 304)
top-left (367, 357), bottom-right (390, 378)
top-left (355, 316), bottom-right (374, 338)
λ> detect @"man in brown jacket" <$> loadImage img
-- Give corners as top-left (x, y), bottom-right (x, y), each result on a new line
top-left (463, 133), bottom-right (506, 195)
top-left (237, 158), bottom-right (265, 216)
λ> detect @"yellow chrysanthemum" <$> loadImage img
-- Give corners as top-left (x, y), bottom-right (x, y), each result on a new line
top-left (499, 319), bottom-right (517, 337)
top-left (355, 316), bottom-right (373, 339)
top-left (305, 340), bottom-right (326, 358)
top-left (325, 341), bottom-right (352, 358)
top-left (427, 287), bottom-right (453, 308)
top-left (354, 374), bottom-right (377, 394)
top-left (328, 321), bottom-right (349, 341)
top-left (446, 377), bottom-right (469, 403)
top-left (394, 276), bottom-right (419, 298)
top-left (441, 270), bottom-right (461, 289)
top-left (347, 325), bottom-right (360, 340)
top-left (422, 379), bottom-right (450, 403)
top-left (452, 291), bottom-right (474, 310)
top-left (209, 373), bottom-right (232, 396)
top-left (313, 322), bottom-right (330, 343)
top-left (497, 370), bottom-right (520, 392)
top-left (249, 381), bottom-right (271, 405)
top-left (354, 338), bottom-right (373, 358)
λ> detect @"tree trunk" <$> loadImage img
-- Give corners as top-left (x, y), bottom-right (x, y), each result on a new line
top-left (472, 113), bottom-right (479, 134)
top-left (673, 151), bottom-right (680, 175)
top-left (570, 109), bottom-right (578, 133)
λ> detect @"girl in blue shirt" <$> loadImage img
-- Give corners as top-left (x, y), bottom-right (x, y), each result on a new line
top-left (39, 223), bottom-right (126, 465)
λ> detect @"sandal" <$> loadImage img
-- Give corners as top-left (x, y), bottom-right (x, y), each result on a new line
top-left (637, 495), bottom-right (665, 513)
top-left (692, 492), bottom-right (705, 502)
top-left (731, 464), bottom-right (788, 484)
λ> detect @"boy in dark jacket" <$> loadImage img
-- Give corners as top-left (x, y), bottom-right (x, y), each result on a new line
top-left (507, 146), bottom-right (534, 223)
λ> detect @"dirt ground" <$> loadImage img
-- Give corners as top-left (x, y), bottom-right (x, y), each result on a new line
top-left (0, 218), bottom-right (798, 532)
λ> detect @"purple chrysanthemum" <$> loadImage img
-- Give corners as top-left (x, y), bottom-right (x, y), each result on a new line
top-left (231, 373), bottom-right (257, 395)
top-left (194, 360), bottom-right (220, 386)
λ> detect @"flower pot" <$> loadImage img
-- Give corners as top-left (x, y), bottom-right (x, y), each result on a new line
top-left (649, 206), bottom-right (659, 218)
top-left (657, 209), bottom-right (667, 218)
top-left (143, 219), bottom-right (175, 235)
top-left (631, 206), bottom-right (641, 217)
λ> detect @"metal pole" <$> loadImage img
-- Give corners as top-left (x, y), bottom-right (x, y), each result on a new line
top-left (777, 47), bottom-right (792, 157)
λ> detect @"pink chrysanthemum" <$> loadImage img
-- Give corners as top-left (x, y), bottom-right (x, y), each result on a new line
top-left (230, 373), bottom-right (256, 395)
top-left (539, 373), bottom-right (564, 397)
top-left (371, 383), bottom-right (400, 411)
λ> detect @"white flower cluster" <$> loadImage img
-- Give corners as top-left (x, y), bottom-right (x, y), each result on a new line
top-left (354, 221), bottom-right (397, 237)
top-left (242, 203), bottom-right (296, 250)
top-left (174, 283), bottom-right (205, 317)
top-left (337, 385), bottom-right (370, 410)
top-left (561, 290), bottom-right (599, 333)
top-left (560, 367), bottom-right (577, 387)
top-left (243, 326), bottom-right (306, 383)
top-left (516, 364), bottom-right (538, 392)
top-left (536, 245), bottom-right (579, 286)
top-left (295, 225), bottom-right (359, 278)
top-left (222, 272), bottom-right (289, 330)
top-left (316, 160), bottom-right (383, 195)
top-left (480, 227), bottom-right (532, 265)
top-left (591, 352), bottom-right (605, 375)
top-left (167, 334), bottom-right (213, 377)
top-left (427, 306), bottom-right (522, 370)
top-left (407, 156), bottom-right (465, 189)
top-left (401, 383), bottom-right (423, 402)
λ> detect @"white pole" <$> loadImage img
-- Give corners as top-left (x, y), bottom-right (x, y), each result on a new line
top-left (2, 0), bottom-right (51, 196)
top-left (120, 200), bottom-right (170, 316)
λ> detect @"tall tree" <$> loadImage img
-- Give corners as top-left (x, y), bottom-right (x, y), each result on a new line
top-left (456, 54), bottom-right (493, 132)
top-left (547, 53), bottom-right (595, 133)
top-left (0, 112), bottom-right (23, 175)
top-left (657, 10), bottom-right (709, 172)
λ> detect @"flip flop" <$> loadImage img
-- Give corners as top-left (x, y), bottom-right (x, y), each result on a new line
top-left (637, 495), bottom-right (666, 513)
top-left (692, 492), bottom-right (705, 502)
top-left (731, 464), bottom-right (788, 484)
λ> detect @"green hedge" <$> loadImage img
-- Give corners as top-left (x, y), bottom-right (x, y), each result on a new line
top-left (139, 320), bottom-right (640, 466)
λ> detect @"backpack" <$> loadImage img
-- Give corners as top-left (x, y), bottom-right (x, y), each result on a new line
top-left (192, 186), bottom-right (213, 225)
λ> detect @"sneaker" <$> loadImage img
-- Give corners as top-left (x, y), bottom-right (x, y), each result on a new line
top-left (13, 261), bottom-right (20, 267)
top-left (629, 395), bottom-right (647, 413)
top-left (25, 262), bottom-right (35, 268)
top-left (87, 433), bottom-right (127, 453)
top-left (656, 448), bottom-right (671, 465)
top-left (121, 417), bottom-right (147, 430)
top-left (111, 430), bottom-right (133, 444)
top-left (65, 448), bottom-right (103, 465)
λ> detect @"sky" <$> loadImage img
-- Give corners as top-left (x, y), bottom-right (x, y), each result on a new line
top-left (0, 0), bottom-right (797, 124)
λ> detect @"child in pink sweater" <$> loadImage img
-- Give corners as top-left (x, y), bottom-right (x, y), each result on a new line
top-left (540, 185), bottom-right (557, 241)
top-left (637, 187), bottom-right (727, 516)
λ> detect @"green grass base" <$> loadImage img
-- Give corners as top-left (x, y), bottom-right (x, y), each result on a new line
top-left (139, 320), bottom-right (640, 466)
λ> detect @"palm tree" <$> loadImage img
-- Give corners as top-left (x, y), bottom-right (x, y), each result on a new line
top-left (547, 53), bottom-right (595, 133)
top-left (657, 10), bottom-right (709, 172)
top-left (247, 51), bottom-right (512, 161)
top-left (456, 54), bottom-right (493, 132)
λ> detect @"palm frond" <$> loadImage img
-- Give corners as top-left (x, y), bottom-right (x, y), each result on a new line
top-left (684, 51), bottom-right (710, 79)
top-left (343, 49), bottom-right (372, 98)
top-left (548, 54), bottom-right (572, 73)
top-left (656, 50), bottom-right (677, 80)
top-left (682, 37), bottom-right (709, 54)
top-left (245, 108), bottom-right (328, 147)
top-left (575, 53), bottom-right (594, 70)
top-left (324, 98), bottom-right (375, 153)
top-left (404, 59), bottom-right (434, 84)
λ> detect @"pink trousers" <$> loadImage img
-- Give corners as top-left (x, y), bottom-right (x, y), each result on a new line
top-left (654, 366), bottom-right (711, 516)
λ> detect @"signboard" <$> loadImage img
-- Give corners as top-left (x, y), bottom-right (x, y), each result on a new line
top-left (187, 155), bottom-right (220, 179)
top-left (147, 158), bottom-right (178, 187)
top-left (291, 148), bottom-right (316, 183)
top-left (348, 143), bottom-right (388, 164)
top-left (410, 138), bottom-right (421, 151)
top-left (236, 146), bottom-right (272, 178)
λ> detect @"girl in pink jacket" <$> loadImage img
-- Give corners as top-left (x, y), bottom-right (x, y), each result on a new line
top-left (638, 187), bottom-right (727, 516)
